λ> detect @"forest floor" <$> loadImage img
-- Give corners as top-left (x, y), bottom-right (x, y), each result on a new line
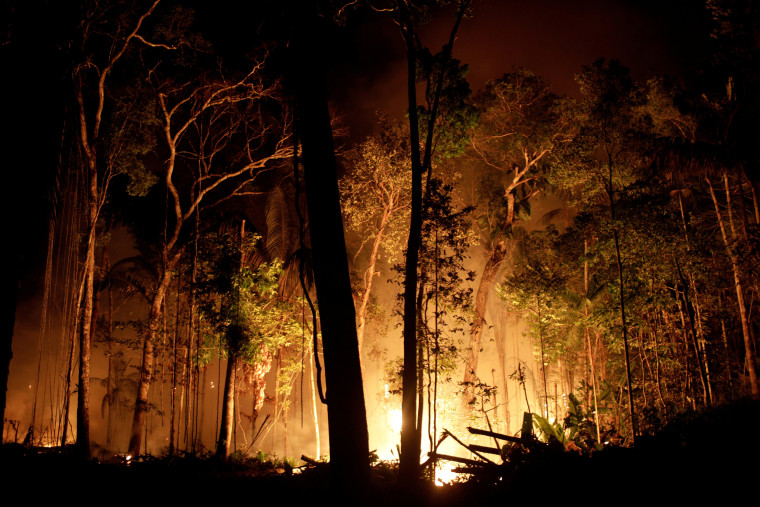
top-left (1, 399), bottom-right (758, 505)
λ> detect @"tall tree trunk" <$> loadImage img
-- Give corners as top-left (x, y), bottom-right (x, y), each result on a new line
top-left (76, 131), bottom-right (98, 460)
top-left (493, 310), bottom-right (510, 433)
top-left (613, 228), bottom-right (636, 443)
top-left (398, 3), bottom-right (424, 482)
top-left (290, 9), bottom-right (369, 493)
top-left (60, 285), bottom-right (79, 447)
top-left (169, 274), bottom-right (181, 456)
top-left (538, 296), bottom-right (549, 418)
top-left (396, 1), bottom-right (468, 483)
top-left (31, 220), bottom-right (55, 442)
top-left (608, 153), bottom-right (636, 444)
top-left (583, 237), bottom-right (601, 443)
top-left (128, 275), bottom-right (172, 457)
top-left (73, 0), bottom-right (161, 458)
top-left (105, 261), bottom-right (115, 451)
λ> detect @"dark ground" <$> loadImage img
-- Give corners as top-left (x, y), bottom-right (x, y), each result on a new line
top-left (2, 400), bottom-right (758, 505)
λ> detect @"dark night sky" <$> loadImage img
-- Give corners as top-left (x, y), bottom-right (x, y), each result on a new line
top-left (322, 0), bottom-right (711, 138)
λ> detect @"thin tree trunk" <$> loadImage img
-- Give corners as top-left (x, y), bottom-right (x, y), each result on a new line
top-left (493, 310), bottom-right (510, 433)
top-left (77, 186), bottom-right (96, 460)
top-left (31, 220), bottom-right (55, 441)
top-left (707, 175), bottom-right (758, 396)
top-left (356, 208), bottom-right (392, 355)
top-left (216, 355), bottom-right (236, 460)
top-left (309, 346), bottom-right (320, 459)
top-left (584, 237), bottom-right (601, 443)
top-left (399, 3), bottom-right (424, 481)
top-left (60, 291), bottom-right (78, 447)
top-left (397, 2), bottom-right (469, 483)
top-left (675, 259), bottom-right (710, 405)
top-left (169, 272), bottom-right (181, 455)
top-left (538, 296), bottom-right (548, 418)
top-left (608, 151), bottom-right (636, 444)
top-left (105, 251), bottom-right (114, 450)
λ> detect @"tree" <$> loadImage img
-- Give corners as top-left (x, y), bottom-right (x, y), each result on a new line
top-left (391, 0), bottom-right (472, 482)
top-left (414, 178), bottom-right (474, 450)
top-left (462, 69), bottom-right (569, 408)
top-left (71, 0), bottom-right (163, 459)
top-left (126, 13), bottom-right (293, 457)
top-left (289, 6), bottom-right (370, 494)
top-left (341, 123), bottom-right (411, 355)
top-left (1, 0), bottom-right (68, 444)
top-left (196, 223), bottom-right (301, 460)
top-left (498, 226), bottom-right (567, 419)
top-left (552, 59), bottom-right (650, 443)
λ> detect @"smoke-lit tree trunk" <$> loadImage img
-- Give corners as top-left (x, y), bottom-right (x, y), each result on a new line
top-left (290, 9), bottom-right (369, 494)
top-left (356, 208), bottom-right (392, 354)
top-left (72, 0), bottom-right (163, 459)
top-left (584, 238), bottom-right (601, 443)
top-left (217, 220), bottom-right (246, 461)
top-left (60, 286), bottom-right (79, 447)
top-left (105, 258), bottom-right (115, 450)
top-left (492, 310), bottom-right (510, 432)
top-left (216, 355), bottom-right (236, 460)
top-left (463, 243), bottom-right (507, 406)
top-left (128, 274), bottom-right (173, 457)
top-left (463, 69), bottom-right (561, 411)
top-left (169, 273), bottom-right (181, 455)
top-left (76, 173), bottom-right (96, 459)
top-left (707, 175), bottom-right (758, 397)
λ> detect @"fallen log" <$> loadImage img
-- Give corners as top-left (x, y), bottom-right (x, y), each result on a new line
top-left (467, 443), bottom-right (502, 456)
top-left (300, 455), bottom-right (319, 465)
top-left (427, 452), bottom-right (489, 468)
top-left (467, 426), bottom-right (521, 444)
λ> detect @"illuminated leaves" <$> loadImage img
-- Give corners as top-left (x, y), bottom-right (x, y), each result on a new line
top-left (340, 123), bottom-right (412, 261)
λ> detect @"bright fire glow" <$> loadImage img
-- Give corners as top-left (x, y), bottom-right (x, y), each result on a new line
top-left (389, 408), bottom-right (402, 434)
top-left (435, 463), bottom-right (457, 486)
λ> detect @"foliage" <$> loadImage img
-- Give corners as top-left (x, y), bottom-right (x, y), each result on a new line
top-left (197, 228), bottom-right (303, 376)
top-left (416, 49), bottom-right (478, 160)
top-left (498, 226), bottom-right (568, 365)
top-left (341, 120), bottom-right (412, 263)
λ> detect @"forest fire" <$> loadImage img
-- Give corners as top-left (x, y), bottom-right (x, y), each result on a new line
top-left (3, 0), bottom-right (760, 502)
